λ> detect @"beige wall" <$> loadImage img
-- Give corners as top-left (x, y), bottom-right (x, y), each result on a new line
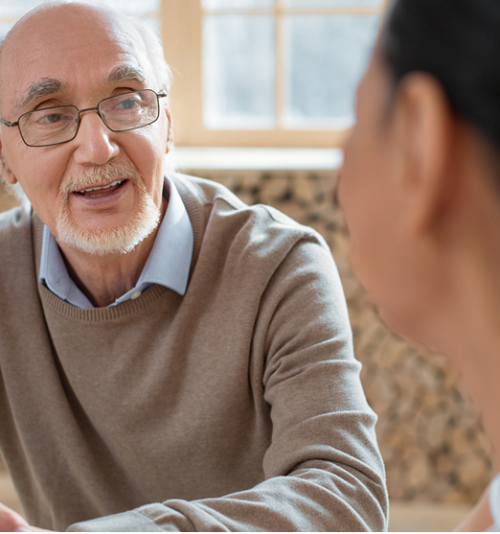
top-left (0, 172), bottom-right (493, 505)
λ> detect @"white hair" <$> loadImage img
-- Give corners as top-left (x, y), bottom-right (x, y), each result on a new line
top-left (129, 15), bottom-right (173, 92)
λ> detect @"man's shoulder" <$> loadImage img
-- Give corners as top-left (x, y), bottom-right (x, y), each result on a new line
top-left (170, 172), bottom-right (319, 241)
top-left (169, 172), bottom-right (246, 213)
top-left (170, 172), bottom-right (331, 280)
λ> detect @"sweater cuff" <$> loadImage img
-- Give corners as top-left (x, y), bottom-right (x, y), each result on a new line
top-left (66, 506), bottom-right (181, 532)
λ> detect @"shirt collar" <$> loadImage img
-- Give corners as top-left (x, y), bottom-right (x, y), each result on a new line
top-left (39, 175), bottom-right (193, 308)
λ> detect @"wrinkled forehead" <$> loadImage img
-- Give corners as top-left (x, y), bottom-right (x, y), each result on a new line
top-left (0, 3), bottom-right (157, 112)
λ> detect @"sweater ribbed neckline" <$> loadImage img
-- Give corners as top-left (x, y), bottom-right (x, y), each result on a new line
top-left (32, 173), bottom-right (205, 322)
top-left (38, 283), bottom-right (171, 321)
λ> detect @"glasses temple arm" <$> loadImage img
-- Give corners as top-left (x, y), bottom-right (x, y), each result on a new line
top-left (0, 119), bottom-right (18, 127)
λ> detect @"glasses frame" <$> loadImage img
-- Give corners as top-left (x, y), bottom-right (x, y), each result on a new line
top-left (0, 88), bottom-right (168, 148)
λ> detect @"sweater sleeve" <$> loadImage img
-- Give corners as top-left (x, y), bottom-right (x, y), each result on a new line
top-left (68, 232), bottom-right (388, 532)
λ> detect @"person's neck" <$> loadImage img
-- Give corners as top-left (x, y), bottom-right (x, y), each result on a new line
top-left (462, 351), bottom-right (500, 474)
top-left (422, 237), bottom-right (500, 472)
top-left (453, 302), bottom-right (500, 472)
top-left (58, 199), bottom-right (167, 308)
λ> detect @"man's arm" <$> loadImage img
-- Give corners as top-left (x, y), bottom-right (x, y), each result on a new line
top-left (63, 231), bottom-right (387, 532)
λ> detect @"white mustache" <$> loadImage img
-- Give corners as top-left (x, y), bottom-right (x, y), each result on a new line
top-left (62, 162), bottom-right (141, 200)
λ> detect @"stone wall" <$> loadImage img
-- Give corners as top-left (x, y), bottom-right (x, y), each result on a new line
top-left (0, 170), bottom-right (493, 505)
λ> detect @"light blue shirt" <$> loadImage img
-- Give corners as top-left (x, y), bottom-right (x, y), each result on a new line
top-left (39, 176), bottom-right (193, 309)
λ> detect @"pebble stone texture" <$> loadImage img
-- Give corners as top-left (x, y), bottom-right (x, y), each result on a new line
top-left (0, 171), bottom-right (494, 505)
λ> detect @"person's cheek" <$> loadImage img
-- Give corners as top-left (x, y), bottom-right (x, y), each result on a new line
top-left (339, 141), bottom-right (362, 236)
top-left (341, 142), bottom-right (381, 293)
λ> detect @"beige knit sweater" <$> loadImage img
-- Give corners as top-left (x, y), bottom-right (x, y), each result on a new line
top-left (0, 174), bottom-right (388, 532)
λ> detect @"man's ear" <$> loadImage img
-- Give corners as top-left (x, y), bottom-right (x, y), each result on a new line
top-left (0, 137), bottom-right (17, 185)
top-left (165, 104), bottom-right (174, 155)
top-left (392, 72), bottom-right (455, 236)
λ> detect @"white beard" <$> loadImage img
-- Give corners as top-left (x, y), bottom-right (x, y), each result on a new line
top-left (56, 161), bottom-right (161, 256)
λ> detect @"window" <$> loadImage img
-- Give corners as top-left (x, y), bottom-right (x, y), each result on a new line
top-left (161, 0), bottom-right (386, 148)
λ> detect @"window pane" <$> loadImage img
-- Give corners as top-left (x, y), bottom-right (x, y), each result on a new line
top-left (283, 14), bottom-right (379, 128)
top-left (286, 0), bottom-right (382, 7)
top-left (203, 15), bottom-right (275, 129)
top-left (0, 0), bottom-right (45, 17)
top-left (203, 0), bottom-right (275, 10)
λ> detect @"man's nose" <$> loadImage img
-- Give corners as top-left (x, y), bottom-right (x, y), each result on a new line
top-left (71, 111), bottom-right (119, 165)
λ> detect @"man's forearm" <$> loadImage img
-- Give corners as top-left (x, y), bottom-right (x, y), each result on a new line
top-left (68, 465), bottom-right (387, 532)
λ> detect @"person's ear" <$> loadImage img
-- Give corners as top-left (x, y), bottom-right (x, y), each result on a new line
top-left (0, 137), bottom-right (17, 185)
top-left (392, 72), bottom-right (455, 237)
top-left (164, 104), bottom-right (174, 155)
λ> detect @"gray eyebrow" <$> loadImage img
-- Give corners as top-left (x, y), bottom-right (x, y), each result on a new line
top-left (12, 66), bottom-right (146, 113)
top-left (15, 78), bottom-right (66, 112)
top-left (108, 65), bottom-right (146, 85)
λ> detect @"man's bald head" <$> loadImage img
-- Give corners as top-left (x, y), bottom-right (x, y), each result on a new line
top-left (0, 1), bottom-right (172, 111)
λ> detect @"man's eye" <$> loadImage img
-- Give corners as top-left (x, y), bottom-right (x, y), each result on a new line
top-left (37, 112), bottom-right (68, 125)
top-left (119, 99), bottom-right (138, 110)
top-left (45, 113), bottom-right (63, 123)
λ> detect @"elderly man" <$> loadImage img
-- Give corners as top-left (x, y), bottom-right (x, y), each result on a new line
top-left (0, 1), bottom-right (387, 531)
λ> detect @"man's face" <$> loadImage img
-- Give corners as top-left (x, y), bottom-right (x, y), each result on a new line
top-left (0, 4), bottom-right (170, 255)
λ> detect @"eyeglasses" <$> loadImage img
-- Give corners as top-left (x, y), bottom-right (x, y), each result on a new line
top-left (0, 89), bottom-right (168, 148)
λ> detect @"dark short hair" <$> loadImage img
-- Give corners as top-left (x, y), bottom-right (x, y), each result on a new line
top-left (383, 0), bottom-right (500, 150)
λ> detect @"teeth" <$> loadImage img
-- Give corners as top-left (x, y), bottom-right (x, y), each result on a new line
top-left (80, 180), bottom-right (123, 193)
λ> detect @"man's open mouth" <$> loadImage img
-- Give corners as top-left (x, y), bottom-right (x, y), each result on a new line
top-left (75, 179), bottom-right (127, 198)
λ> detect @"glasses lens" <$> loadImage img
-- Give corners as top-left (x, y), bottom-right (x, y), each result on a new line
top-left (99, 90), bottom-right (159, 131)
top-left (19, 106), bottom-right (78, 147)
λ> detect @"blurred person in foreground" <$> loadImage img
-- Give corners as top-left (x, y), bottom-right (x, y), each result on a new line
top-left (0, 0), bottom-right (388, 531)
top-left (340, 0), bottom-right (500, 530)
